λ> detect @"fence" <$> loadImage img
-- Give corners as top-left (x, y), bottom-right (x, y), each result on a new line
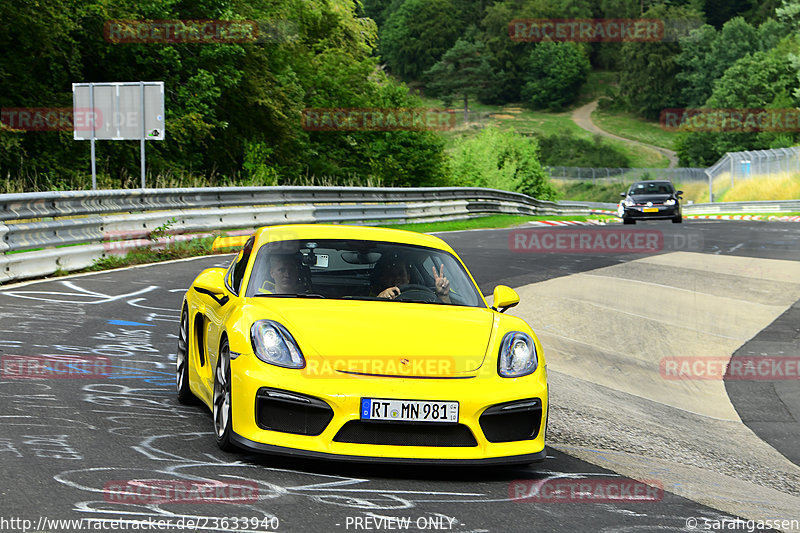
top-left (546, 167), bottom-right (707, 183)
top-left (0, 186), bottom-right (606, 284)
top-left (704, 147), bottom-right (800, 201)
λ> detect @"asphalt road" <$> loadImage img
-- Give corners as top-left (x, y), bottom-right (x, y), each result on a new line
top-left (0, 220), bottom-right (797, 533)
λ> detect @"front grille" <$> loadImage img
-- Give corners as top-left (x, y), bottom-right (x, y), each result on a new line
top-left (479, 398), bottom-right (542, 443)
top-left (255, 388), bottom-right (333, 436)
top-left (334, 421), bottom-right (477, 447)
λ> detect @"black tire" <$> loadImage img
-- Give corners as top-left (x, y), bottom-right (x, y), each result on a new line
top-left (623, 218), bottom-right (636, 225)
top-left (176, 305), bottom-right (194, 404)
top-left (213, 336), bottom-right (237, 452)
top-left (672, 215), bottom-right (683, 223)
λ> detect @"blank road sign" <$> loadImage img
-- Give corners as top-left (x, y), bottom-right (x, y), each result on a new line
top-left (73, 82), bottom-right (165, 141)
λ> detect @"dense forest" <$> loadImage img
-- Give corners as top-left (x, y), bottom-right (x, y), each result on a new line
top-left (0, 0), bottom-right (798, 194)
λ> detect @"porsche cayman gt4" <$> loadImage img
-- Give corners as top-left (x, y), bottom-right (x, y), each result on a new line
top-left (176, 224), bottom-right (548, 465)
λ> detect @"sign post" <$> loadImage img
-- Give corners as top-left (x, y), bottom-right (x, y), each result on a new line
top-left (73, 81), bottom-right (165, 189)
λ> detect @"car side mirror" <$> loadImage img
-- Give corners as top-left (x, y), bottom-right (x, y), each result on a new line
top-left (676, 190), bottom-right (683, 198)
top-left (492, 285), bottom-right (519, 313)
top-left (194, 267), bottom-right (229, 306)
top-left (620, 192), bottom-right (626, 198)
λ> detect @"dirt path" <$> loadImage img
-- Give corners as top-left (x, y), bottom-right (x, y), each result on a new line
top-left (572, 100), bottom-right (679, 168)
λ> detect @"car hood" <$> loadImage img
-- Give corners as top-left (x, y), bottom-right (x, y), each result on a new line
top-left (629, 194), bottom-right (673, 204)
top-left (246, 298), bottom-right (494, 376)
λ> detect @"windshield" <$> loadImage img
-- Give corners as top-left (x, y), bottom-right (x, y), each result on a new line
top-left (245, 239), bottom-right (485, 307)
top-left (629, 182), bottom-right (674, 195)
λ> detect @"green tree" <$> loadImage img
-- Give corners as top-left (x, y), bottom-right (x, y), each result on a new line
top-left (522, 41), bottom-right (590, 110)
top-left (423, 37), bottom-right (494, 123)
top-left (448, 127), bottom-right (557, 199)
top-left (379, 0), bottom-right (463, 80)
top-left (593, 0), bottom-right (640, 70)
top-left (675, 37), bottom-right (800, 165)
top-left (0, 0), bottom-right (452, 190)
top-left (618, 4), bottom-right (704, 119)
top-left (777, 0), bottom-right (800, 100)
top-left (676, 17), bottom-right (790, 108)
top-left (479, 0), bottom-right (592, 104)
top-left (675, 24), bottom-right (719, 107)
top-left (703, 0), bottom-right (755, 28)
top-left (776, 0), bottom-right (800, 30)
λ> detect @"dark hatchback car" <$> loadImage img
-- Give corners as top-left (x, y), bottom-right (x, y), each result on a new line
top-left (618, 180), bottom-right (683, 224)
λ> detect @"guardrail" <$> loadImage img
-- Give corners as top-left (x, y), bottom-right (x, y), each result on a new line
top-left (3, 186), bottom-right (793, 285)
top-left (0, 186), bottom-right (601, 284)
top-left (682, 200), bottom-right (800, 215)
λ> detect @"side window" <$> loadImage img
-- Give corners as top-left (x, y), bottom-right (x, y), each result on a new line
top-left (229, 237), bottom-right (255, 295)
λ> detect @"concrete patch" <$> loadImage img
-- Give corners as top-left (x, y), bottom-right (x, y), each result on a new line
top-left (511, 252), bottom-right (800, 420)
top-left (506, 251), bottom-right (800, 524)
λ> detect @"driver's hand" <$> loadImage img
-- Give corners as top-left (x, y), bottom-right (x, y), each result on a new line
top-left (432, 264), bottom-right (450, 297)
top-left (378, 286), bottom-right (400, 299)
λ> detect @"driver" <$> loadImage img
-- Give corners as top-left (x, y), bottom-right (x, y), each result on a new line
top-left (372, 253), bottom-right (450, 303)
top-left (260, 253), bottom-right (304, 294)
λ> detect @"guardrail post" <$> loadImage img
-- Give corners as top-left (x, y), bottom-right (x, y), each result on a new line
top-left (0, 224), bottom-right (8, 253)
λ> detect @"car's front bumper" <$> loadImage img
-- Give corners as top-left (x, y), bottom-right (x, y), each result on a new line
top-left (230, 434), bottom-right (547, 465)
top-left (229, 353), bottom-right (548, 464)
top-left (621, 205), bottom-right (680, 220)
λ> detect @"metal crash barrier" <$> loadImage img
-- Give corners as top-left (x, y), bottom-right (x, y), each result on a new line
top-left (0, 186), bottom-right (605, 284)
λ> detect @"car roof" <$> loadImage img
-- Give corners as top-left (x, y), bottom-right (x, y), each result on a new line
top-left (252, 224), bottom-right (457, 254)
top-left (631, 180), bottom-right (673, 187)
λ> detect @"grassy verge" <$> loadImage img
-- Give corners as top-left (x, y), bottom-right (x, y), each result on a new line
top-left (78, 236), bottom-right (220, 274)
top-left (553, 174), bottom-right (799, 205)
top-left (65, 215), bottom-right (615, 276)
top-left (553, 180), bottom-right (630, 203)
top-left (381, 214), bottom-right (613, 233)
top-left (716, 175), bottom-right (800, 202)
top-left (591, 108), bottom-right (678, 150)
top-left (419, 96), bottom-right (669, 168)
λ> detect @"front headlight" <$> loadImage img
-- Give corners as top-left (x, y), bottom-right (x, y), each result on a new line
top-left (251, 320), bottom-right (305, 368)
top-left (622, 197), bottom-right (633, 207)
top-left (498, 331), bottom-right (538, 378)
top-left (663, 199), bottom-right (676, 206)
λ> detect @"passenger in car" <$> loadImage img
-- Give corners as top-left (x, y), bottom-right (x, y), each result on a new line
top-left (372, 253), bottom-right (451, 303)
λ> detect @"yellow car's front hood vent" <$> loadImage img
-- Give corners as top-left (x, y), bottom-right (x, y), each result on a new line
top-left (249, 299), bottom-right (494, 376)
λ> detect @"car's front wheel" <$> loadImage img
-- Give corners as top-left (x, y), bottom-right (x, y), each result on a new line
top-left (672, 214), bottom-right (683, 223)
top-left (213, 336), bottom-right (236, 452)
top-left (623, 218), bottom-right (636, 225)
top-left (176, 305), bottom-right (194, 404)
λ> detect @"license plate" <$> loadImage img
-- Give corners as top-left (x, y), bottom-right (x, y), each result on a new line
top-left (361, 398), bottom-right (458, 423)
top-left (643, 207), bottom-right (659, 212)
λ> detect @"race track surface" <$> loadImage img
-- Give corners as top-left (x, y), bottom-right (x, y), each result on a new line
top-left (1, 220), bottom-right (798, 532)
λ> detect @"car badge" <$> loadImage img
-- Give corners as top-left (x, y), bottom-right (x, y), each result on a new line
top-left (646, 201), bottom-right (653, 207)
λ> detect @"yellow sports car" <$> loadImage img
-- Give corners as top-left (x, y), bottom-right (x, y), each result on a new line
top-left (176, 224), bottom-right (548, 464)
